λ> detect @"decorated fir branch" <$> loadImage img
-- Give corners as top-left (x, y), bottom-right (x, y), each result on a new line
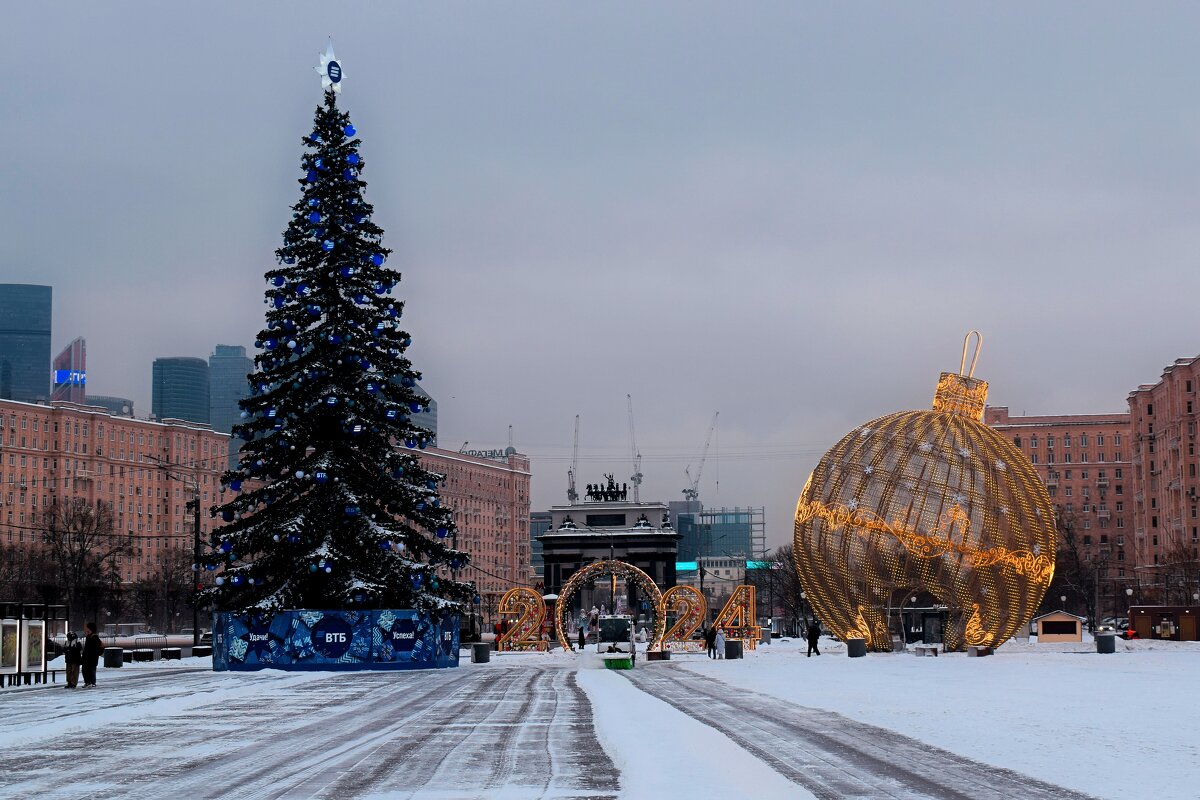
top-left (201, 47), bottom-right (475, 616)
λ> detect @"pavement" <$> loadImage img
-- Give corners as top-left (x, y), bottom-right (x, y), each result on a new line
top-left (0, 654), bottom-right (1098, 799)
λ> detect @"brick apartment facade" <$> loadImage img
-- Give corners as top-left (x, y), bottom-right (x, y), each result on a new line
top-left (0, 398), bottom-right (229, 584)
top-left (1127, 357), bottom-right (1200, 582)
top-left (984, 406), bottom-right (1133, 578)
top-left (418, 447), bottom-right (532, 613)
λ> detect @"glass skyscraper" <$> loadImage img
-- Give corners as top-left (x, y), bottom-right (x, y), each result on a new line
top-left (152, 357), bottom-right (209, 424)
top-left (0, 284), bottom-right (52, 403)
top-left (209, 345), bottom-right (253, 468)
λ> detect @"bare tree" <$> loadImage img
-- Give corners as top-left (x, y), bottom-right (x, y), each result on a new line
top-left (39, 499), bottom-right (130, 625)
top-left (750, 545), bottom-right (808, 637)
top-left (1045, 510), bottom-right (1097, 627)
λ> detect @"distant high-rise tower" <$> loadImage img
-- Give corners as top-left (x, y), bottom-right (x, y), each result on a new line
top-left (412, 382), bottom-right (438, 444)
top-left (152, 357), bottom-right (209, 424)
top-left (0, 284), bottom-right (52, 403)
top-left (51, 337), bottom-right (86, 403)
top-left (209, 344), bottom-right (253, 468)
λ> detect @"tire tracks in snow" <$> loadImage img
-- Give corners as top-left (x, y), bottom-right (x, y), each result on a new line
top-left (621, 664), bottom-right (1100, 800)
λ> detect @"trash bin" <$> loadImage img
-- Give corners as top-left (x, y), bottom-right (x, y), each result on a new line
top-left (471, 642), bottom-right (491, 664)
top-left (1096, 632), bottom-right (1116, 654)
top-left (846, 638), bottom-right (867, 658)
top-left (724, 640), bottom-right (743, 659)
top-left (102, 647), bottom-right (123, 668)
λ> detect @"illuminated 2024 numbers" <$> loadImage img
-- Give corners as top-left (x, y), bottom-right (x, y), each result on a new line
top-left (661, 585), bottom-right (706, 652)
top-left (496, 587), bottom-right (547, 652)
top-left (711, 584), bottom-right (761, 650)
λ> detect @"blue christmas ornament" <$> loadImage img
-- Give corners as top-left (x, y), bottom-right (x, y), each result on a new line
top-left (374, 282), bottom-right (387, 294)
top-left (418, 439), bottom-right (428, 449)
top-left (284, 256), bottom-right (296, 265)
top-left (379, 540), bottom-right (391, 550)
top-left (344, 124), bottom-right (356, 136)
top-left (306, 169), bottom-right (318, 183)
top-left (473, 595), bottom-right (481, 605)
top-left (416, 501), bottom-right (426, 511)
top-left (309, 133), bottom-right (320, 143)
top-left (221, 509), bottom-right (235, 522)
top-left (230, 479), bottom-right (242, 491)
top-left (354, 293), bottom-right (368, 304)
top-left (345, 504), bottom-right (360, 516)
top-left (384, 408), bottom-right (399, 420)
top-left (338, 265), bottom-right (355, 277)
top-left (436, 526), bottom-right (448, 539)
top-left (314, 157), bottom-right (324, 169)
top-left (215, 576), bottom-right (225, 585)
top-left (386, 307), bottom-right (399, 318)
top-left (409, 401), bottom-right (421, 413)
top-left (329, 334), bottom-right (341, 345)
top-left (353, 214), bottom-right (365, 224)
top-left (308, 211), bottom-right (321, 223)
top-left (306, 304), bottom-right (322, 316)
top-left (366, 382), bottom-right (379, 394)
top-left (230, 575), bottom-right (242, 585)
top-left (295, 283), bottom-right (310, 296)
top-left (392, 466), bottom-right (405, 478)
top-left (314, 471), bottom-right (328, 484)
top-left (405, 438), bottom-right (417, 449)
top-left (343, 169), bottom-right (355, 180)
top-left (264, 338), bottom-right (278, 350)
top-left (220, 540), bottom-right (233, 553)
top-left (273, 296), bottom-right (286, 309)
top-left (309, 564), bottom-right (318, 573)
top-left (371, 253), bottom-right (385, 266)
top-left (325, 396), bottom-right (339, 406)
top-left (347, 153), bottom-right (360, 165)
top-left (411, 574), bottom-right (423, 587)
top-left (322, 240), bottom-right (334, 251)
top-left (272, 276), bottom-right (286, 287)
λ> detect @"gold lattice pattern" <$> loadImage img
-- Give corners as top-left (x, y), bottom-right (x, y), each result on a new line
top-left (793, 365), bottom-right (1056, 652)
top-left (661, 585), bottom-right (707, 652)
top-left (553, 560), bottom-right (665, 651)
top-left (497, 587), bottom-right (547, 651)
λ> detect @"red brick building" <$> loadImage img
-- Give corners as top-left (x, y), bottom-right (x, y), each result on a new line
top-left (1127, 357), bottom-right (1200, 603)
top-left (984, 406), bottom-right (1133, 577)
top-left (418, 447), bottom-right (532, 612)
top-left (0, 398), bottom-right (229, 583)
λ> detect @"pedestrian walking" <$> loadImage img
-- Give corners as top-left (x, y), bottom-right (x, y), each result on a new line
top-left (81, 622), bottom-right (103, 688)
top-left (63, 632), bottom-right (82, 689)
top-left (806, 620), bottom-right (822, 657)
top-left (715, 628), bottom-right (726, 659)
top-left (704, 625), bottom-right (717, 659)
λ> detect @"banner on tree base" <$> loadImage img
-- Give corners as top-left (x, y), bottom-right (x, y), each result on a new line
top-left (212, 609), bottom-right (460, 671)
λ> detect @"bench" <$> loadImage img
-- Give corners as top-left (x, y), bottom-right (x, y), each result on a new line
top-left (913, 644), bottom-right (939, 657)
top-left (967, 645), bottom-right (993, 657)
top-left (161, 647), bottom-right (182, 661)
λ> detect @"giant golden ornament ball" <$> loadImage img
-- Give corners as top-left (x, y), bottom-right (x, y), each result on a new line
top-left (793, 362), bottom-right (1055, 652)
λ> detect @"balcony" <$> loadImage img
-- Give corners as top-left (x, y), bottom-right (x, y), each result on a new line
top-left (1044, 478), bottom-right (1058, 488)
top-left (1096, 478), bottom-right (1109, 487)
top-left (1098, 510), bottom-right (1111, 519)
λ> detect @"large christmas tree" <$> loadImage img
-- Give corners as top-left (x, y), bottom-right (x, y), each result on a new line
top-left (203, 48), bottom-right (474, 617)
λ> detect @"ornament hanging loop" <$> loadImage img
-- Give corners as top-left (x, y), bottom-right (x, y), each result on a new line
top-left (959, 331), bottom-right (983, 378)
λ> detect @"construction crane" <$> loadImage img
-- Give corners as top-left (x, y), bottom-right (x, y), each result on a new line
top-left (566, 415), bottom-right (581, 504)
top-left (627, 394), bottom-right (643, 503)
top-left (682, 411), bottom-right (719, 502)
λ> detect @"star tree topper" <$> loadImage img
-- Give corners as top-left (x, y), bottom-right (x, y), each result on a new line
top-left (315, 39), bottom-right (344, 93)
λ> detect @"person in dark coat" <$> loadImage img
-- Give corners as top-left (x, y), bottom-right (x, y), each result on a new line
top-left (63, 632), bottom-right (82, 689)
top-left (577, 626), bottom-right (586, 652)
top-left (705, 625), bottom-right (718, 659)
top-left (806, 620), bottom-right (821, 657)
top-left (81, 622), bottom-right (103, 688)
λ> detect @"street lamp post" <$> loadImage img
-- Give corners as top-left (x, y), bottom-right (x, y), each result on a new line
top-left (149, 455), bottom-right (203, 648)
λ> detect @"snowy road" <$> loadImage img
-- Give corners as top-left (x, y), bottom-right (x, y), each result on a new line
top-left (0, 663), bottom-right (618, 800)
top-left (622, 662), bottom-right (1099, 800)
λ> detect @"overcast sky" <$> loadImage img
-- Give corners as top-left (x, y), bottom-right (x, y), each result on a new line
top-left (5, 3), bottom-right (1200, 548)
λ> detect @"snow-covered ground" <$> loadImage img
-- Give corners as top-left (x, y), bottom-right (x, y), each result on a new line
top-left (678, 635), bottom-right (1200, 800)
top-left (4, 638), bottom-right (1197, 799)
